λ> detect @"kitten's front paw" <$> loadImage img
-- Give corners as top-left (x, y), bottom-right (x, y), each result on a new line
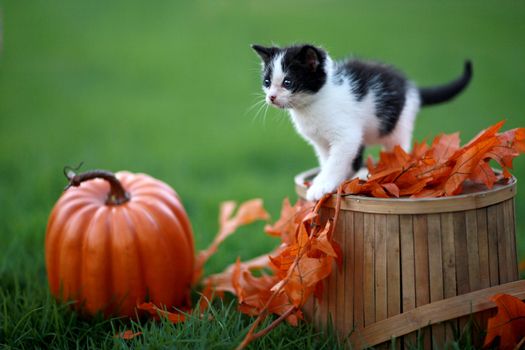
top-left (306, 178), bottom-right (339, 201)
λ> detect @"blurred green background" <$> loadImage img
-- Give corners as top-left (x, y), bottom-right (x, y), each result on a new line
top-left (0, 0), bottom-right (524, 347)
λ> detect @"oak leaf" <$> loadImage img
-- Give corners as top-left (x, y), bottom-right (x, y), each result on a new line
top-left (483, 294), bottom-right (525, 349)
top-left (431, 132), bottom-right (460, 164)
top-left (444, 136), bottom-right (500, 195)
top-left (194, 199), bottom-right (269, 283)
top-left (137, 302), bottom-right (186, 323)
top-left (114, 330), bottom-right (143, 340)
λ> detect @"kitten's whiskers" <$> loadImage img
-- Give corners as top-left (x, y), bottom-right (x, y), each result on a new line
top-left (246, 94), bottom-right (270, 127)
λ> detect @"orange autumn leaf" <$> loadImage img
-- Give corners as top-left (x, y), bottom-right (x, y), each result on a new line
top-left (444, 136), bottom-right (500, 195)
top-left (381, 183), bottom-right (400, 197)
top-left (205, 250), bottom-right (279, 295)
top-left (470, 161), bottom-right (498, 189)
top-left (400, 178), bottom-right (432, 197)
top-left (367, 166), bottom-right (403, 183)
top-left (309, 221), bottom-right (337, 257)
top-left (194, 199), bottom-right (269, 283)
top-left (285, 255), bottom-right (333, 307)
top-left (515, 128), bottom-right (525, 152)
top-left (463, 119), bottom-right (505, 149)
top-left (412, 140), bottom-right (429, 159)
top-left (114, 330), bottom-right (143, 340)
top-left (198, 278), bottom-right (228, 314)
top-left (483, 294), bottom-right (525, 349)
top-left (265, 198), bottom-right (314, 244)
top-left (215, 257), bottom-right (302, 325)
top-left (431, 132), bottom-right (460, 164)
top-left (137, 302), bottom-right (187, 323)
top-left (341, 177), bottom-right (364, 194)
top-left (265, 198), bottom-right (296, 240)
top-left (485, 128), bottom-right (522, 175)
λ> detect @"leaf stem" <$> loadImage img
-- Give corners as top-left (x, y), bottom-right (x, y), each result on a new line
top-left (252, 306), bottom-right (297, 339)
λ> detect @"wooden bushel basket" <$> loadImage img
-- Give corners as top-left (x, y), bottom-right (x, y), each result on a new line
top-left (295, 168), bottom-right (525, 349)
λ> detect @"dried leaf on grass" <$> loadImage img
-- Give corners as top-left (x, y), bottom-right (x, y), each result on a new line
top-left (483, 294), bottom-right (525, 349)
top-left (137, 302), bottom-right (187, 323)
top-left (114, 330), bottom-right (143, 340)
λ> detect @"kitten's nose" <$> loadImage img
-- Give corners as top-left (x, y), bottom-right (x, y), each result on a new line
top-left (269, 95), bottom-right (276, 102)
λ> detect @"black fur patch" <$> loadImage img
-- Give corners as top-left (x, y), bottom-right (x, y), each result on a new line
top-left (263, 64), bottom-right (273, 86)
top-left (279, 45), bottom-right (328, 94)
top-left (352, 145), bottom-right (365, 172)
top-left (252, 45), bottom-right (280, 65)
top-left (342, 60), bottom-right (407, 136)
top-left (419, 61), bottom-right (472, 106)
top-left (252, 44), bottom-right (280, 87)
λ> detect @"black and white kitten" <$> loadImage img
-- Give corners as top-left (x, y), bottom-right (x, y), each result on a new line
top-left (252, 44), bottom-right (472, 201)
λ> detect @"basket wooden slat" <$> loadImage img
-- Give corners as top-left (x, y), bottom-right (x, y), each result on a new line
top-left (399, 214), bottom-right (417, 346)
top-left (354, 212), bottom-right (365, 329)
top-left (386, 215), bottom-right (400, 319)
top-left (477, 208), bottom-right (490, 289)
top-left (440, 212), bottom-right (457, 343)
top-left (363, 213), bottom-right (375, 326)
top-left (487, 206), bottom-right (500, 286)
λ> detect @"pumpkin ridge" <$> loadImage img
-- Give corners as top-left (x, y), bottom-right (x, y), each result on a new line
top-left (128, 201), bottom-right (183, 306)
top-left (46, 201), bottom-right (97, 295)
top-left (106, 206), bottom-right (120, 316)
top-left (131, 175), bottom-right (175, 193)
top-left (131, 198), bottom-right (191, 257)
top-left (58, 204), bottom-right (98, 302)
top-left (132, 190), bottom-right (194, 248)
top-left (149, 200), bottom-right (194, 304)
top-left (108, 206), bottom-right (131, 313)
top-left (121, 206), bottom-right (147, 315)
top-left (81, 206), bottom-right (112, 315)
top-left (119, 175), bottom-right (153, 192)
top-left (75, 184), bottom-right (107, 198)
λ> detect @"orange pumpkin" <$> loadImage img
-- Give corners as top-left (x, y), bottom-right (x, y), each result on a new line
top-left (45, 169), bottom-right (194, 317)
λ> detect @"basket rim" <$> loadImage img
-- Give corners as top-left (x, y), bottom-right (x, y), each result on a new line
top-left (295, 168), bottom-right (517, 214)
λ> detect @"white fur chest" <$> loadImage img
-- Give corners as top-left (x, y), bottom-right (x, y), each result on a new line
top-left (288, 109), bottom-right (324, 142)
top-left (287, 81), bottom-right (365, 146)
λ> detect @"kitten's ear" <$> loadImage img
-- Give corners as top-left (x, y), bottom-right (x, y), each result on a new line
top-left (251, 44), bottom-right (277, 65)
top-left (297, 45), bottom-right (322, 72)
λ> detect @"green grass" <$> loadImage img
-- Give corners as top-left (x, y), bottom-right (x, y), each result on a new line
top-left (1, 0), bottom-right (524, 348)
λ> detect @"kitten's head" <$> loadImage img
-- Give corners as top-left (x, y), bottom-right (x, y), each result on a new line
top-left (251, 44), bottom-right (328, 109)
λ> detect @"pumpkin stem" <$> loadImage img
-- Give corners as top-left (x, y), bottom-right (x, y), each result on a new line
top-left (64, 169), bottom-right (130, 205)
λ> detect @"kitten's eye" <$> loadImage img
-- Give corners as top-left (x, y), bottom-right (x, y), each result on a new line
top-left (283, 79), bottom-right (292, 89)
top-left (263, 79), bottom-right (271, 88)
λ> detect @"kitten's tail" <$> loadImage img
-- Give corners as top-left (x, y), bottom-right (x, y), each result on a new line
top-left (419, 60), bottom-right (472, 106)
